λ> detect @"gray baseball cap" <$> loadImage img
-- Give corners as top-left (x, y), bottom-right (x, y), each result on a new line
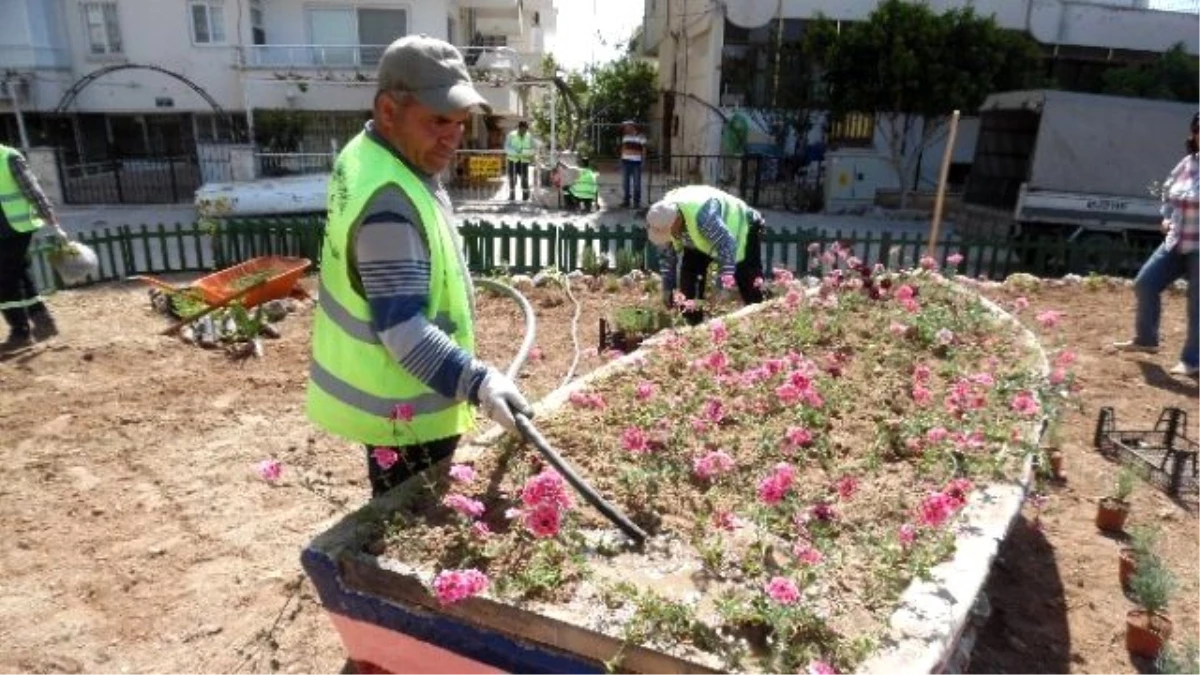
top-left (377, 35), bottom-right (491, 115)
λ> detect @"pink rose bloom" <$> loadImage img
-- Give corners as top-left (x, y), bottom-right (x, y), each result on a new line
top-left (448, 464), bottom-right (476, 483)
top-left (917, 492), bottom-right (959, 528)
top-left (784, 289), bottom-right (805, 310)
top-left (720, 273), bottom-right (736, 290)
top-left (926, 426), bottom-right (950, 444)
top-left (371, 447), bottom-right (399, 471)
top-left (835, 475), bottom-right (859, 500)
top-left (901, 298), bottom-right (920, 313)
top-left (432, 568), bottom-right (489, 605)
top-left (946, 252), bottom-right (964, 266)
top-left (701, 398), bottom-right (725, 423)
top-left (794, 542), bottom-right (824, 565)
top-left (785, 426), bottom-right (814, 448)
top-left (524, 503), bottom-right (563, 538)
top-left (1049, 367), bottom-right (1068, 385)
top-left (1054, 350), bottom-right (1078, 368)
top-left (1010, 391), bottom-right (1040, 416)
top-left (913, 363), bottom-right (932, 382)
top-left (693, 450), bottom-right (736, 480)
top-left (256, 458), bottom-right (282, 483)
top-left (1011, 296), bottom-right (1030, 313)
top-left (712, 510), bottom-right (743, 531)
top-left (773, 267), bottom-right (795, 284)
top-left (704, 350), bottom-right (729, 373)
top-left (442, 493), bottom-right (485, 519)
top-left (970, 372), bottom-right (995, 387)
top-left (808, 660), bottom-right (838, 675)
top-left (710, 319), bottom-right (728, 344)
top-left (919, 255), bottom-right (938, 270)
top-left (898, 523), bottom-right (917, 547)
top-left (390, 403), bottom-right (415, 422)
top-left (894, 284), bottom-right (915, 301)
top-left (764, 576), bottom-right (801, 605)
top-left (520, 469), bottom-right (573, 510)
top-left (911, 384), bottom-right (933, 406)
top-left (634, 380), bottom-right (656, 400)
top-left (775, 383), bottom-right (803, 406)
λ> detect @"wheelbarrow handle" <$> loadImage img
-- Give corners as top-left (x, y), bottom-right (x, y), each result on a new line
top-left (513, 411), bottom-right (648, 545)
top-left (159, 276), bottom-right (273, 337)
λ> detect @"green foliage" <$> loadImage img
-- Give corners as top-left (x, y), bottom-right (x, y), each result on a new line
top-left (1113, 466), bottom-right (1137, 502)
top-left (1101, 44), bottom-right (1199, 103)
top-left (1128, 524), bottom-right (1161, 564)
top-left (579, 246), bottom-right (609, 276)
top-left (1129, 557), bottom-right (1177, 614)
top-left (808, 0), bottom-right (1042, 194)
top-left (614, 247), bottom-right (642, 276)
top-left (1156, 638), bottom-right (1200, 675)
top-left (531, 54), bottom-right (591, 153)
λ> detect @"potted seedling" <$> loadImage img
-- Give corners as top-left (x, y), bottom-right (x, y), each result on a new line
top-left (1096, 467), bottom-right (1135, 533)
top-left (1155, 638), bottom-right (1199, 674)
top-left (1126, 558), bottom-right (1176, 659)
top-left (1120, 524), bottom-right (1160, 590)
top-left (599, 305), bottom-right (678, 354)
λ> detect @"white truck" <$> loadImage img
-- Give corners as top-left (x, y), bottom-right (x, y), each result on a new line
top-left (956, 89), bottom-right (1195, 271)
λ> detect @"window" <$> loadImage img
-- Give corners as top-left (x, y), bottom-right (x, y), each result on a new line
top-left (307, 7), bottom-right (407, 66)
top-left (250, 0), bottom-right (265, 45)
top-left (82, 2), bottom-right (122, 55)
top-left (190, 1), bottom-right (226, 45)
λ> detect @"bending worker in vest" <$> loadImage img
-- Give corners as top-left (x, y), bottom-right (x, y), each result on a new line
top-left (504, 120), bottom-right (535, 202)
top-left (0, 143), bottom-right (61, 353)
top-left (645, 185), bottom-right (766, 326)
top-left (556, 156), bottom-right (599, 212)
top-left (306, 36), bottom-right (532, 497)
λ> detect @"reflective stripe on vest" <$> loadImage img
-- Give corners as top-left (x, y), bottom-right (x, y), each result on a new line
top-left (568, 169), bottom-right (598, 199)
top-left (669, 185), bottom-right (750, 263)
top-left (306, 132), bottom-right (476, 447)
top-left (0, 145), bottom-right (45, 235)
top-left (506, 132), bottom-right (534, 162)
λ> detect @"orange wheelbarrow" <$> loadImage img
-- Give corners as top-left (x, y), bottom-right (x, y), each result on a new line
top-left (131, 255), bottom-right (312, 335)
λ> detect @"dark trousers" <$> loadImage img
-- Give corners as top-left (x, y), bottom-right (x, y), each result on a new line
top-left (366, 435), bottom-right (460, 497)
top-left (677, 220), bottom-right (766, 326)
top-left (562, 191), bottom-right (595, 212)
top-left (0, 232), bottom-right (49, 337)
top-left (507, 160), bottom-right (529, 199)
top-left (621, 160), bottom-right (643, 206)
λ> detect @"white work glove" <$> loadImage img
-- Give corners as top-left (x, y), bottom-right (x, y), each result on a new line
top-left (478, 369), bottom-right (533, 433)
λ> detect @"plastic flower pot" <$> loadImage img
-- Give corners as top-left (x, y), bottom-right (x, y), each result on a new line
top-left (1119, 547), bottom-right (1138, 589)
top-left (1126, 609), bottom-right (1172, 659)
top-left (1095, 497), bottom-right (1130, 533)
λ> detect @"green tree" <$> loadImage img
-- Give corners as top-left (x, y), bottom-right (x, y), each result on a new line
top-left (1102, 43), bottom-right (1199, 102)
top-left (586, 55), bottom-right (658, 157)
top-left (531, 54), bottom-right (590, 156)
top-left (810, 0), bottom-right (1041, 205)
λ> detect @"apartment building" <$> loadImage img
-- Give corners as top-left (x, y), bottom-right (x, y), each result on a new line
top-left (639, 0), bottom-right (1198, 197)
top-left (0, 0), bottom-right (555, 199)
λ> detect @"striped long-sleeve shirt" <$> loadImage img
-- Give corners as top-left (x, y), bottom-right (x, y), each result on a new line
top-left (1, 151), bottom-right (57, 238)
top-left (658, 197), bottom-right (739, 299)
top-left (1162, 153), bottom-right (1199, 254)
top-left (353, 123), bottom-right (489, 406)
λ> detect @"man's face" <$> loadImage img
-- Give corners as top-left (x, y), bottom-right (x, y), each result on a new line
top-left (518, 124), bottom-right (528, 136)
top-left (377, 92), bottom-right (468, 175)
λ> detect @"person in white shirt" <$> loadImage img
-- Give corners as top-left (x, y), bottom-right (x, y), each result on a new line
top-left (619, 120), bottom-right (647, 208)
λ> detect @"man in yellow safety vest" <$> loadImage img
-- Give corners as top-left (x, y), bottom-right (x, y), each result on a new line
top-left (306, 35), bottom-right (532, 496)
top-left (504, 120), bottom-right (535, 202)
top-left (558, 156), bottom-right (599, 212)
top-left (0, 143), bottom-right (61, 353)
top-left (644, 185), bottom-right (767, 325)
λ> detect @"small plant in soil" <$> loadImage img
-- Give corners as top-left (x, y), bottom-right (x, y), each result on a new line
top-left (1127, 557), bottom-right (1177, 659)
top-left (1130, 558), bottom-right (1176, 617)
top-left (1097, 466), bottom-right (1136, 532)
top-left (1156, 638), bottom-right (1200, 675)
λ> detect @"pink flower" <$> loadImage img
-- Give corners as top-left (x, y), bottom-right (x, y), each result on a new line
top-left (449, 464), bottom-right (476, 483)
top-left (919, 255), bottom-right (938, 270)
top-left (703, 350), bottom-right (729, 373)
top-left (693, 450), bottom-right (736, 480)
top-left (528, 345), bottom-right (544, 361)
top-left (720, 273), bottom-right (736, 290)
top-left (776, 383), bottom-right (803, 406)
top-left (895, 284), bottom-right (916, 301)
top-left (1010, 391), bottom-right (1040, 417)
top-left (634, 380), bottom-right (656, 400)
top-left (713, 510), bottom-right (743, 531)
top-left (390, 404), bottom-right (415, 423)
top-left (785, 426), bottom-right (814, 448)
top-left (773, 267), bottom-right (795, 284)
top-left (520, 469), bottom-right (573, 510)
top-left (808, 660), bottom-right (837, 675)
top-left (471, 522), bottom-right (492, 539)
top-left (757, 463), bottom-right (795, 504)
top-left (898, 523), bottom-right (917, 547)
top-left (621, 426), bottom-right (651, 454)
top-left (946, 252), bottom-right (964, 266)
top-left (764, 576), bottom-right (801, 605)
top-left (794, 542), bottom-right (824, 565)
top-left (568, 391), bottom-right (606, 410)
top-left (432, 568), bottom-right (489, 605)
top-left (889, 321), bottom-right (909, 336)
top-left (901, 298), bottom-right (920, 313)
top-left (1054, 350), bottom-right (1078, 368)
top-left (256, 459), bottom-right (282, 483)
top-left (944, 478), bottom-right (974, 505)
top-left (784, 289), bottom-right (805, 310)
top-left (1049, 367), bottom-right (1067, 385)
top-left (970, 372), bottom-right (995, 387)
top-left (808, 501), bottom-right (838, 522)
top-left (913, 363), bottom-right (932, 382)
top-left (710, 319), bottom-right (728, 344)
top-left (926, 426), bottom-right (950, 444)
top-left (371, 447), bottom-right (399, 471)
top-left (753, 276), bottom-right (765, 289)
top-left (835, 476), bottom-right (859, 500)
top-left (1036, 310), bottom-right (1063, 329)
top-left (911, 384), bottom-right (933, 406)
top-left (917, 492), bottom-right (959, 528)
top-left (524, 503), bottom-right (563, 538)
top-left (1011, 296), bottom-right (1030, 313)
top-left (442, 493), bottom-right (485, 519)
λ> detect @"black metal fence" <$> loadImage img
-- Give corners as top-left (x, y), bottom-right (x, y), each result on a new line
top-left (59, 155), bottom-right (202, 204)
top-left (642, 153), bottom-right (823, 213)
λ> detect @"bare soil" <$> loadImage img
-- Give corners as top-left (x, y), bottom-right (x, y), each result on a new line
top-left (0, 274), bottom-right (1194, 673)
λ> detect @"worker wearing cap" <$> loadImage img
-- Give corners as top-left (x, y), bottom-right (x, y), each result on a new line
top-left (505, 120), bottom-right (535, 202)
top-left (307, 35), bottom-right (532, 497)
top-left (645, 185), bottom-right (766, 325)
top-left (0, 143), bottom-right (61, 353)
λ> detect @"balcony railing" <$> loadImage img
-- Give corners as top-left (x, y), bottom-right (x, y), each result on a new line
top-left (0, 44), bottom-right (71, 70)
top-left (239, 44), bottom-right (539, 82)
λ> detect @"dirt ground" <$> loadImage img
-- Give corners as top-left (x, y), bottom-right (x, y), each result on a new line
top-left (0, 274), bottom-right (1195, 674)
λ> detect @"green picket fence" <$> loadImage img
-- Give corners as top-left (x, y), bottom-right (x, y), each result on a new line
top-left (30, 216), bottom-right (1156, 293)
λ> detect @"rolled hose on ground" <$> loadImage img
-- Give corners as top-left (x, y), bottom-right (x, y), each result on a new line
top-left (473, 277), bottom-right (648, 545)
